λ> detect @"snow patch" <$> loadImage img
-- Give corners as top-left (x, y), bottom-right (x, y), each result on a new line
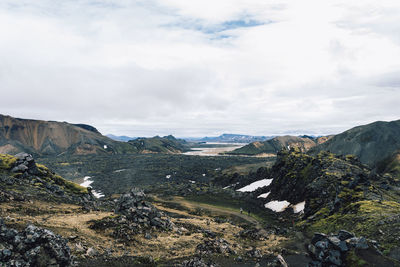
top-left (264, 200), bottom-right (291, 212)
top-left (257, 192), bottom-right (271, 198)
top-left (237, 179), bottom-right (273, 192)
top-left (103, 145), bottom-right (108, 149)
top-left (166, 175), bottom-right (171, 179)
top-left (80, 176), bottom-right (105, 198)
top-left (113, 169), bottom-right (126, 173)
top-left (293, 201), bottom-right (305, 213)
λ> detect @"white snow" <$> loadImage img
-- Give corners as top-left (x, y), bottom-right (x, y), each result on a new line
top-left (264, 200), bottom-right (291, 212)
top-left (103, 145), bottom-right (108, 149)
top-left (236, 179), bottom-right (273, 192)
top-left (223, 185), bottom-right (231, 189)
top-left (113, 169), bottom-right (126, 173)
top-left (189, 180), bottom-right (196, 184)
top-left (293, 201), bottom-right (306, 213)
top-left (257, 192), bottom-right (271, 198)
top-left (80, 176), bottom-right (105, 198)
top-left (166, 175), bottom-right (171, 179)
top-left (202, 174), bottom-right (206, 177)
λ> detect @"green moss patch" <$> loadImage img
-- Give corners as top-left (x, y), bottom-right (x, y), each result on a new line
top-left (0, 154), bottom-right (17, 170)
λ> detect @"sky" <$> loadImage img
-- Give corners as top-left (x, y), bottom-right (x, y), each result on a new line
top-left (0, 0), bottom-right (399, 137)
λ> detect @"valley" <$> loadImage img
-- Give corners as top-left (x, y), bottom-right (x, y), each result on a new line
top-left (1, 117), bottom-right (400, 266)
top-left (37, 153), bottom-right (272, 196)
top-left (183, 143), bottom-right (244, 156)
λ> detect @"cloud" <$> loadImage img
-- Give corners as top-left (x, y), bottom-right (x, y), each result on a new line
top-left (0, 0), bottom-right (399, 137)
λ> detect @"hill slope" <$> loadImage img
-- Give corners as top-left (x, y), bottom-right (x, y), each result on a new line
top-left (127, 135), bottom-right (190, 153)
top-left (0, 114), bottom-right (135, 156)
top-left (227, 135), bottom-right (330, 155)
top-left (309, 120), bottom-right (400, 172)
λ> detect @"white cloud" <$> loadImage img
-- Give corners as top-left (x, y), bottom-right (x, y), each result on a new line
top-left (0, 0), bottom-right (399, 137)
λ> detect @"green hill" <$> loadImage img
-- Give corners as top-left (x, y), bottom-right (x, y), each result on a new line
top-left (309, 120), bottom-right (400, 178)
top-left (127, 135), bottom-right (191, 154)
top-left (227, 135), bottom-right (326, 155)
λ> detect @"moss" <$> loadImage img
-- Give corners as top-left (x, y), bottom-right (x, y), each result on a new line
top-left (305, 199), bottom-right (400, 250)
top-left (51, 174), bottom-right (88, 194)
top-left (0, 154), bottom-right (17, 170)
top-left (341, 180), bottom-right (350, 186)
top-left (357, 200), bottom-right (400, 213)
top-left (346, 251), bottom-right (367, 267)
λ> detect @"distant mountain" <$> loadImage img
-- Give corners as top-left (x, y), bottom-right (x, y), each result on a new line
top-left (128, 135), bottom-right (190, 154)
top-left (309, 119), bottom-right (400, 174)
top-left (191, 133), bottom-right (274, 143)
top-left (106, 134), bottom-right (136, 142)
top-left (227, 135), bottom-right (332, 155)
top-left (0, 114), bottom-right (135, 156)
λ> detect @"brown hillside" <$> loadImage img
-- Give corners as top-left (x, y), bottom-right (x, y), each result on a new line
top-left (0, 114), bottom-right (132, 156)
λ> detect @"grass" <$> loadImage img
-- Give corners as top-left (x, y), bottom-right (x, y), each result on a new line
top-left (184, 193), bottom-right (276, 224)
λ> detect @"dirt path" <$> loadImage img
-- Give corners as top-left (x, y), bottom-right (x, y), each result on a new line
top-left (153, 196), bottom-right (265, 230)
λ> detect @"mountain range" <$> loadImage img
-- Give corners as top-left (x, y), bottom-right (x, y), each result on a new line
top-left (0, 115), bottom-right (190, 156)
top-left (189, 133), bottom-right (274, 143)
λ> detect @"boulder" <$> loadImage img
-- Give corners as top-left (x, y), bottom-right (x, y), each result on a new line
top-left (196, 238), bottom-right (236, 256)
top-left (308, 231), bottom-right (371, 267)
top-left (0, 219), bottom-right (73, 266)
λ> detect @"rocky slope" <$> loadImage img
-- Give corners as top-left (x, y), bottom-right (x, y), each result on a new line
top-left (254, 149), bottom-right (400, 264)
top-left (0, 152), bottom-right (99, 266)
top-left (227, 135), bottom-right (331, 156)
top-left (0, 114), bottom-right (136, 156)
top-left (0, 152), bottom-right (296, 266)
top-left (0, 152), bottom-right (95, 206)
top-left (309, 119), bottom-right (400, 174)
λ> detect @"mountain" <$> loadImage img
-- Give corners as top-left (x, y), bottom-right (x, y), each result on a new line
top-left (106, 134), bottom-right (136, 142)
top-left (227, 135), bottom-right (332, 155)
top-left (0, 114), bottom-right (135, 156)
top-left (192, 133), bottom-right (274, 143)
top-left (127, 135), bottom-right (191, 153)
top-left (309, 120), bottom-right (400, 173)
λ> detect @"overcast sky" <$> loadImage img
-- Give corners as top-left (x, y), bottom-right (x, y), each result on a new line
top-left (1, 0), bottom-right (399, 137)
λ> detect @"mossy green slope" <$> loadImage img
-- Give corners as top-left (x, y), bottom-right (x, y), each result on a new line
top-left (0, 153), bottom-right (90, 202)
top-left (265, 149), bottom-right (400, 251)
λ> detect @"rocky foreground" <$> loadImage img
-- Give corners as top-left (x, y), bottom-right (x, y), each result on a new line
top-left (1, 151), bottom-right (400, 266)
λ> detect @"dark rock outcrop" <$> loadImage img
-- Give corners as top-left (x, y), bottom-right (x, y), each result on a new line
top-left (0, 153), bottom-right (95, 206)
top-left (0, 219), bottom-right (73, 266)
top-left (90, 188), bottom-right (174, 240)
top-left (180, 257), bottom-right (218, 267)
top-left (115, 188), bottom-right (174, 230)
top-left (307, 231), bottom-right (370, 266)
top-left (196, 238), bottom-right (236, 256)
top-left (264, 149), bottom-right (379, 217)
